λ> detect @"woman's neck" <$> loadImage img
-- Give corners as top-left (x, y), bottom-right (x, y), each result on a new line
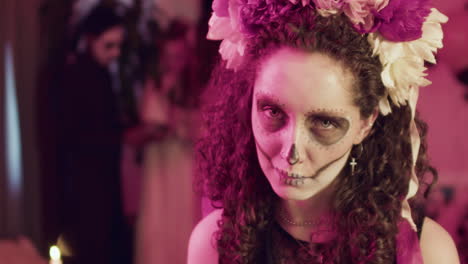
top-left (276, 183), bottom-right (337, 242)
top-left (279, 184), bottom-right (335, 224)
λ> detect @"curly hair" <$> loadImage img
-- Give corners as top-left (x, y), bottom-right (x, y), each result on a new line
top-left (196, 4), bottom-right (437, 264)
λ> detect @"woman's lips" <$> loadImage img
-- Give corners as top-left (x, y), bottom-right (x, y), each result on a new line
top-left (275, 167), bottom-right (312, 179)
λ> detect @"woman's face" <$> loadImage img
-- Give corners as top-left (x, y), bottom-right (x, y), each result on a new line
top-left (89, 26), bottom-right (124, 66)
top-left (251, 48), bottom-right (374, 201)
top-left (163, 39), bottom-right (189, 74)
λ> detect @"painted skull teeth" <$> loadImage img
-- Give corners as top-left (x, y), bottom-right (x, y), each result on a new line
top-left (276, 168), bottom-right (309, 179)
top-left (289, 173), bottom-right (304, 178)
top-left (283, 178), bottom-right (306, 186)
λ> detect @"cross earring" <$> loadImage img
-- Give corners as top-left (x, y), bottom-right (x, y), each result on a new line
top-left (349, 157), bottom-right (357, 175)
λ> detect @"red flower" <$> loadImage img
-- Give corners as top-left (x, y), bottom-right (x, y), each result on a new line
top-left (377, 0), bottom-right (431, 41)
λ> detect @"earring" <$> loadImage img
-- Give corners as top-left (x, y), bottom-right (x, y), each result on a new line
top-left (349, 158), bottom-right (357, 175)
top-left (349, 144), bottom-right (363, 175)
top-left (286, 144), bottom-right (300, 165)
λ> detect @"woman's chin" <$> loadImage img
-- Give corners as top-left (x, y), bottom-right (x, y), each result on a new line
top-left (271, 180), bottom-right (319, 201)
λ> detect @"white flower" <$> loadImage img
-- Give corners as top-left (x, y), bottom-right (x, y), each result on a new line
top-left (369, 8), bottom-right (448, 114)
top-left (381, 56), bottom-right (431, 106)
top-left (417, 8), bottom-right (449, 62)
top-left (219, 38), bottom-right (247, 69)
top-left (378, 97), bottom-right (392, 116)
top-left (207, 0), bottom-right (247, 70)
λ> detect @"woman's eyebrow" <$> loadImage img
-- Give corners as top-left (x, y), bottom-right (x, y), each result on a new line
top-left (255, 93), bottom-right (284, 106)
top-left (255, 93), bottom-right (350, 119)
top-left (305, 109), bottom-right (349, 119)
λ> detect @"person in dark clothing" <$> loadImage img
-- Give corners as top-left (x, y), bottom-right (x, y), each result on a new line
top-left (54, 5), bottom-right (131, 264)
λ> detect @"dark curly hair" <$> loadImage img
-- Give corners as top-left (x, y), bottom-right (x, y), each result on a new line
top-left (196, 4), bottom-right (436, 264)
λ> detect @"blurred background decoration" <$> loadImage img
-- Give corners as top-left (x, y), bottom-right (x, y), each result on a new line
top-left (0, 0), bottom-right (467, 263)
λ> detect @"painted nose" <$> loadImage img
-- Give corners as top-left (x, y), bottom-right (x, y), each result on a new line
top-left (286, 144), bottom-right (300, 165)
top-left (281, 118), bottom-right (306, 165)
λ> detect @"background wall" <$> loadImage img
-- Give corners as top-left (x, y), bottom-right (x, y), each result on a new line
top-left (0, 0), bottom-right (43, 248)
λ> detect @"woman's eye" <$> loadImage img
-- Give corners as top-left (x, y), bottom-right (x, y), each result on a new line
top-left (308, 116), bottom-right (350, 146)
top-left (264, 107), bottom-right (284, 119)
top-left (316, 118), bottom-right (336, 129)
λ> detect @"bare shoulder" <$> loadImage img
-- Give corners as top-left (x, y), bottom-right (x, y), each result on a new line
top-left (420, 217), bottom-right (460, 264)
top-left (187, 209), bottom-right (222, 264)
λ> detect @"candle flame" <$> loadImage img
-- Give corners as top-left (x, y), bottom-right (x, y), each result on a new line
top-left (49, 245), bottom-right (61, 260)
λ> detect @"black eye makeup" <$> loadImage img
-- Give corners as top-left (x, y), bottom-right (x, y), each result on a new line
top-left (306, 112), bottom-right (350, 146)
top-left (263, 106), bottom-right (285, 120)
top-left (256, 98), bottom-right (287, 131)
top-left (254, 93), bottom-right (352, 145)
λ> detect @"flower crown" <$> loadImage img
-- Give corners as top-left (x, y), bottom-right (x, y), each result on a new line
top-left (207, 0), bottom-right (448, 230)
top-left (207, 0), bottom-right (447, 115)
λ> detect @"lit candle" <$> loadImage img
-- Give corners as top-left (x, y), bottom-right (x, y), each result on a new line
top-left (49, 245), bottom-right (62, 264)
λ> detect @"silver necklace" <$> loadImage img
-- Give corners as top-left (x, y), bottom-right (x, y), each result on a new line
top-left (278, 209), bottom-right (332, 227)
top-left (275, 210), bottom-right (332, 263)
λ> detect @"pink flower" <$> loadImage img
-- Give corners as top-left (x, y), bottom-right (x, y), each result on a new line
top-left (288, 0), bottom-right (312, 6)
top-left (377, 0), bottom-right (431, 41)
top-left (343, 0), bottom-right (389, 33)
top-left (208, 0), bottom-right (247, 70)
top-left (313, 0), bottom-right (345, 15)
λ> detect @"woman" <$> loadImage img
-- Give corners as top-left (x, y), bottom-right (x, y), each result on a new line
top-left (135, 20), bottom-right (202, 264)
top-left (54, 4), bottom-right (131, 264)
top-left (188, 0), bottom-right (459, 263)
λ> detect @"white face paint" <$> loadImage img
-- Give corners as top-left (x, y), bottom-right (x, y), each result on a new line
top-left (251, 48), bottom-right (372, 201)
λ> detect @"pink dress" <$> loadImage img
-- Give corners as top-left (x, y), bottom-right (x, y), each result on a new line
top-left (396, 220), bottom-right (424, 264)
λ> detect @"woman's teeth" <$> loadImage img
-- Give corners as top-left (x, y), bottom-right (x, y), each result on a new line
top-left (276, 168), bottom-right (309, 179)
top-left (289, 173), bottom-right (306, 178)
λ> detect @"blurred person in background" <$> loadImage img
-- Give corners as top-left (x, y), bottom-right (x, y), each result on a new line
top-left (134, 20), bottom-right (202, 264)
top-left (53, 4), bottom-right (132, 264)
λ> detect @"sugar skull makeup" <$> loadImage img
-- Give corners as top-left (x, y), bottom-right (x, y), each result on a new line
top-left (256, 101), bottom-right (352, 147)
top-left (252, 48), bottom-right (374, 201)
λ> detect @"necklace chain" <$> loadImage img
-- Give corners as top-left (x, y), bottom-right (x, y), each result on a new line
top-left (278, 209), bottom-right (331, 227)
top-left (276, 209), bottom-right (334, 263)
